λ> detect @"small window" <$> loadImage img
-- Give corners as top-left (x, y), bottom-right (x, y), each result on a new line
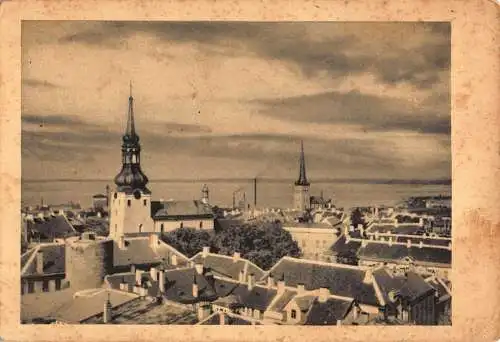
top-left (127, 200), bottom-right (131, 207)
top-left (160, 223), bottom-right (164, 234)
top-left (180, 222), bottom-right (184, 228)
top-left (199, 221), bottom-right (203, 229)
top-left (143, 199), bottom-right (147, 206)
top-left (291, 309), bottom-right (297, 319)
top-left (114, 193), bottom-right (117, 199)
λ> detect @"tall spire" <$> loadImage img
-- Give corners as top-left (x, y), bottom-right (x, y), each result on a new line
top-left (125, 80), bottom-right (136, 137)
top-left (295, 140), bottom-right (309, 186)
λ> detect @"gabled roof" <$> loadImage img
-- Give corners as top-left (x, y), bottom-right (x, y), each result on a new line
top-left (330, 235), bottom-right (362, 256)
top-left (268, 289), bottom-right (297, 312)
top-left (264, 257), bottom-right (379, 307)
top-left (373, 268), bottom-right (435, 304)
top-left (229, 284), bottom-right (278, 311)
top-left (190, 252), bottom-right (265, 281)
top-left (304, 297), bottom-right (353, 325)
top-left (26, 215), bottom-right (76, 240)
top-left (152, 200), bottom-right (214, 219)
top-left (21, 243), bottom-right (65, 276)
top-left (112, 236), bottom-right (190, 268)
top-left (163, 268), bottom-right (218, 303)
top-left (357, 243), bottom-right (451, 266)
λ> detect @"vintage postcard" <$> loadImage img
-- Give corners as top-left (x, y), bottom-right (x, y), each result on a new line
top-left (0, 1), bottom-right (498, 342)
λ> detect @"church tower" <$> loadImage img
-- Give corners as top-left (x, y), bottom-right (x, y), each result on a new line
top-left (109, 83), bottom-right (154, 239)
top-left (201, 184), bottom-right (209, 205)
top-left (293, 140), bottom-right (311, 212)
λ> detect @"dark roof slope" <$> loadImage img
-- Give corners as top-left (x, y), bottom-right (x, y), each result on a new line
top-left (21, 244), bottom-right (65, 276)
top-left (373, 268), bottom-right (435, 304)
top-left (27, 216), bottom-right (76, 240)
top-left (229, 285), bottom-right (278, 311)
top-left (304, 297), bottom-right (353, 325)
top-left (269, 289), bottom-right (297, 312)
top-left (191, 253), bottom-right (264, 281)
top-left (152, 200), bottom-right (214, 219)
top-left (358, 243), bottom-right (451, 265)
top-left (164, 268), bottom-right (218, 303)
top-left (266, 258), bottom-right (379, 306)
top-left (331, 235), bottom-right (362, 256)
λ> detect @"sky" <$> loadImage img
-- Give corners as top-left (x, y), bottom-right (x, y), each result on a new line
top-left (21, 21), bottom-right (451, 182)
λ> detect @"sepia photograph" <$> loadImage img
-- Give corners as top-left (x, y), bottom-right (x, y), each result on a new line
top-left (20, 21), bottom-right (452, 326)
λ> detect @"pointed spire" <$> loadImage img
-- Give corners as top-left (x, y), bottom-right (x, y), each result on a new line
top-left (296, 140), bottom-right (309, 186)
top-left (125, 80), bottom-right (136, 137)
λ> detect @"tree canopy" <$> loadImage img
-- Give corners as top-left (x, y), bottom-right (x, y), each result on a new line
top-left (160, 222), bottom-right (301, 270)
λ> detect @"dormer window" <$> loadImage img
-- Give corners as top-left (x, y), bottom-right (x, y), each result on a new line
top-left (127, 199), bottom-right (131, 207)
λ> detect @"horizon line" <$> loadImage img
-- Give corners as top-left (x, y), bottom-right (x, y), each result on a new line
top-left (22, 177), bottom-right (452, 185)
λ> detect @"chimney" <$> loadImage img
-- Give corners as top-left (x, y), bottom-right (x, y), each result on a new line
top-left (419, 241), bottom-right (424, 249)
top-left (135, 269), bottom-right (142, 285)
top-left (407, 239), bottom-right (412, 248)
top-left (150, 267), bottom-right (158, 281)
top-left (158, 270), bottom-right (165, 293)
top-left (150, 234), bottom-right (159, 248)
top-left (195, 263), bottom-right (204, 275)
top-left (202, 246), bottom-right (210, 258)
top-left (297, 283), bottom-right (305, 294)
top-left (267, 274), bottom-right (275, 288)
top-left (361, 239), bottom-right (368, 248)
top-left (375, 231), bottom-right (379, 240)
top-left (360, 226), bottom-right (365, 236)
top-left (357, 224), bottom-right (363, 230)
top-left (343, 225), bottom-right (348, 236)
top-left (192, 275), bottom-right (199, 298)
top-left (277, 277), bottom-right (286, 295)
top-left (349, 225), bottom-right (355, 232)
top-left (238, 269), bottom-right (245, 283)
top-left (130, 264), bottom-right (136, 274)
top-left (363, 269), bottom-right (373, 284)
top-left (318, 287), bottom-right (330, 303)
top-left (247, 273), bottom-right (255, 291)
top-left (448, 242), bottom-right (452, 250)
top-left (336, 319), bottom-right (342, 326)
top-left (352, 305), bottom-right (359, 320)
top-left (103, 294), bottom-right (112, 324)
top-left (388, 237), bottom-right (393, 246)
top-left (171, 253), bottom-right (178, 266)
top-left (119, 236), bottom-right (125, 249)
top-left (36, 250), bottom-right (44, 274)
top-left (232, 252), bottom-right (241, 262)
top-left (419, 217), bottom-right (424, 227)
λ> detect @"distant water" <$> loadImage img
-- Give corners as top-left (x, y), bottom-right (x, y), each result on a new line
top-left (22, 180), bottom-right (451, 210)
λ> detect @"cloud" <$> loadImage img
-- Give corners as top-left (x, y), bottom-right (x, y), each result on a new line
top-left (55, 21), bottom-right (450, 89)
top-left (162, 122), bottom-right (212, 134)
top-left (249, 90), bottom-right (450, 135)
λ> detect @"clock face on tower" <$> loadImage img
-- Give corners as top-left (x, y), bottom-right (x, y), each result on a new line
top-left (133, 190), bottom-right (142, 199)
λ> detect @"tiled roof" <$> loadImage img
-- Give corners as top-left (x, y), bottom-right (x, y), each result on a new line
top-left (304, 297), bottom-right (353, 325)
top-left (27, 215), bottom-right (76, 240)
top-left (21, 244), bottom-right (65, 276)
top-left (330, 235), bottom-right (362, 256)
top-left (265, 258), bottom-right (379, 306)
top-left (268, 289), bottom-right (297, 312)
top-left (152, 200), bottom-right (214, 219)
top-left (294, 295), bottom-right (317, 311)
top-left (367, 224), bottom-right (422, 235)
top-left (229, 284), bottom-right (278, 311)
top-left (190, 253), bottom-right (264, 281)
top-left (373, 268), bottom-right (435, 304)
top-left (164, 268), bottom-right (218, 303)
top-left (357, 243), bottom-right (451, 266)
top-left (112, 237), bottom-right (190, 268)
top-left (395, 236), bottom-right (451, 246)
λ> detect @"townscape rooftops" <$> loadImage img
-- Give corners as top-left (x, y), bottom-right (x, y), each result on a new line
top-left (230, 284), bottom-right (278, 312)
top-left (112, 236), bottom-right (190, 269)
top-left (330, 235), bottom-right (362, 256)
top-left (283, 222), bottom-right (335, 230)
top-left (373, 268), bottom-right (435, 304)
top-left (21, 243), bottom-right (65, 276)
top-left (395, 236), bottom-right (450, 246)
top-left (304, 297), bottom-right (353, 325)
top-left (265, 257), bottom-right (379, 307)
top-left (27, 215), bottom-right (77, 239)
top-left (164, 268), bottom-right (218, 303)
top-left (152, 200), bottom-right (214, 219)
top-left (367, 224), bottom-right (423, 235)
top-left (268, 289), bottom-right (297, 312)
top-left (358, 242), bottom-right (451, 266)
top-left (293, 295), bottom-right (317, 311)
top-left (190, 252), bottom-right (265, 281)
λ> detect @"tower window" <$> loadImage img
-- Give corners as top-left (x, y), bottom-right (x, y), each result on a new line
top-left (127, 200), bottom-right (131, 207)
top-left (143, 199), bottom-right (147, 206)
top-left (291, 309), bottom-right (297, 319)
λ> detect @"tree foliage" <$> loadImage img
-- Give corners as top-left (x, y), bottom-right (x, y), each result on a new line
top-left (160, 222), bottom-right (302, 270)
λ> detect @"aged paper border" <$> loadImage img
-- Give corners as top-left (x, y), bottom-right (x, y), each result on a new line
top-left (1, 0), bottom-right (499, 341)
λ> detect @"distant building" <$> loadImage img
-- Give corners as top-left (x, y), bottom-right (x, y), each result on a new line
top-left (92, 193), bottom-right (108, 211)
top-left (293, 141), bottom-right (310, 212)
top-left (283, 222), bottom-right (340, 262)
